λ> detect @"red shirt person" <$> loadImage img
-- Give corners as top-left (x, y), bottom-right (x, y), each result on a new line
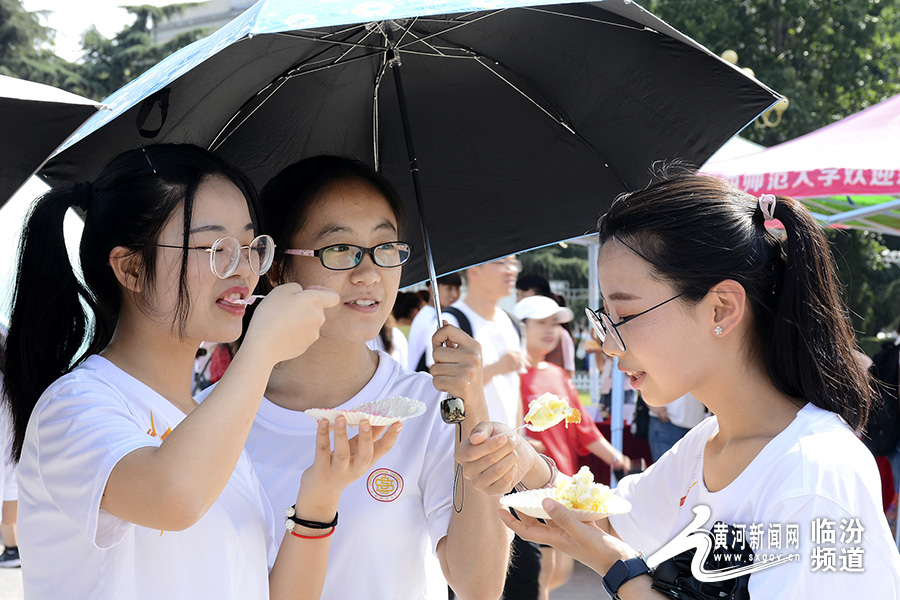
top-left (514, 295), bottom-right (630, 475)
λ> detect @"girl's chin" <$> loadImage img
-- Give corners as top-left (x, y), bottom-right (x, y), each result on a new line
top-left (321, 324), bottom-right (385, 345)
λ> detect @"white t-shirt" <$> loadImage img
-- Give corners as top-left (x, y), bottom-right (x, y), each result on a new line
top-left (366, 326), bottom-right (409, 368)
top-left (407, 304), bottom-right (438, 371)
top-left (426, 301), bottom-right (522, 428)
top-left (0, 373), bottom-right (17, 502)
top-left (245, 351), bottom-right (457, 600)
top-left (660, 393), bottom-right (708, 430)
top-left (610, 403), bottom-right (900, 598)
top-left (17, 355), bottom-right (277, 600)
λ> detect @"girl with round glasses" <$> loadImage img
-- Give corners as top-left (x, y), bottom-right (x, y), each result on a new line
top-left (499, 171), bottom-right (900, 598)
top-left (230, 155), bottom-right (549, 599)
top-left (3, 144), bottom-right (400, 599)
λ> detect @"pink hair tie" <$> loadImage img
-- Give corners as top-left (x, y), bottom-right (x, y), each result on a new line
top-left (759, 194), bottom-right (776, 221)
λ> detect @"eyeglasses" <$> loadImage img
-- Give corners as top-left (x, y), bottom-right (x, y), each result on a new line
top-left (283, 241), bottom-right (412, 271)
top-left (154, 235), bottom-right (275, 279)
top-left (585, 291), bottom-right (685, 353)
top-left (491, 257), bottom-right (522, 273)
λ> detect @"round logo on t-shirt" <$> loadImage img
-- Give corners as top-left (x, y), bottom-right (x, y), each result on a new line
top-left (367, 468), bottom-right (404, 502)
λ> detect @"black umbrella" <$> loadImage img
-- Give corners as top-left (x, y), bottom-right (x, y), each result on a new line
top-left (0, 75), bottom-right (102, 207)
top-left (40, 0), bottom-right (780, 295)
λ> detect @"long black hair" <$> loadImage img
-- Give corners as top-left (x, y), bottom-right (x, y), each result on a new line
top-left (3, 144), bottom-right (258, 460)
top-left (597, 170), bottom-right (874, 432)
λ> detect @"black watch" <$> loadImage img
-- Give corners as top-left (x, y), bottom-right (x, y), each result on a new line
top-left (602, 554), bottom-right (651, 599)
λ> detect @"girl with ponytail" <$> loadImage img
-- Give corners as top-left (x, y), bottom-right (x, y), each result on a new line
top-left (500, 170), bottom-right (900, 598)
top-left (3, 144), bottom-right (399, 599)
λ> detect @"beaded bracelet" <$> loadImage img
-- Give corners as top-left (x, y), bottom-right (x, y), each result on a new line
top-left (285, 505), bottom-right (338, 532)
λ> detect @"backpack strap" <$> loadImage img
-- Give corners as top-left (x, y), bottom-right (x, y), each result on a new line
top-left (503, 309), bottom-right (524, 342)
top-left (415, 306), bottom-right (473, 372)
top-left (442, 306), bottom-right (474, 338)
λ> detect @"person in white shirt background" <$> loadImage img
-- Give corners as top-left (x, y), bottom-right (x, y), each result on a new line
top-left (407, 273), bottom-right (462, 372)
top-left (499, 171), bottom-right (900, 598)
top-left (422, 256), bottom-right (549, 599)
top-left (2, 144), bottom-right (398, 600)
top-left (647, 392), bottom-right (708, 462)
top-left (426, 257), bottom-right (528, 429)
top-left (238, 155), bottom-right (521, 600)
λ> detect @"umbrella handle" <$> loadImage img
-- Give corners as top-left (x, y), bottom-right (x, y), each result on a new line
top-left (440, 396), bottom-right (466, 424)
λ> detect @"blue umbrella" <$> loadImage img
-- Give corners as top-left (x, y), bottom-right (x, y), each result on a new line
top-left (41, 0), bottom-right (780, 294)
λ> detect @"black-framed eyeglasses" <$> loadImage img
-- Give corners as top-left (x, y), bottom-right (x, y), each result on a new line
top-left (585, 291), bottom-right (686, 353)
top-left (283, 241), bottom-right (412, 271)
top-left (153, 234), bottom-right (275, 279)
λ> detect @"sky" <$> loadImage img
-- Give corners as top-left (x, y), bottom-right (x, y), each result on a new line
top-left (22, 0), bottom-right (180, 62)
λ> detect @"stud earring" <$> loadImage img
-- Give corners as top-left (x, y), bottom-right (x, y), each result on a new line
top-left (714, 326), bottom-right (723, 336)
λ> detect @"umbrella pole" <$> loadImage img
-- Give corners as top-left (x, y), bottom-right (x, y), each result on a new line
top-left (387, 52), bottom-right (444, 324)
top-left (389, 46), bottom-right (466, 511)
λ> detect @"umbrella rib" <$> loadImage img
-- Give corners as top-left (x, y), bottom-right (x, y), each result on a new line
top-left (330, 27), bottom-right (380, 66)
top-left (209, 50), bottom-right (385, 152)
top-left (272, 30), bottom-right (385, 52)
top-left (395, 9), bottom-right (506, 50)
top-left (373, 53), bottom-right (389, 170)
top-left (394, 16), bottom-right (419, 48)
top-left (208, 77), bottom-right (291, 151)
top-left (391, 21), bottom-right (452, 57)
top-left (468, 54), bottom-right (632, 193)
top-left (472, 56), bottom-right (576, 136)
top-left (521, 6), bottom-right (655, 34)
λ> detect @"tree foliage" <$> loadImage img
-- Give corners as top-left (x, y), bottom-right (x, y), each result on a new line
top-left (0, 0), bottom-right (83, 89)
top-left (646, 0), bottom-right (900, 147)
top-left (78, 4), bottom-right (207, 100)
top-left (519, 243), bottom-right (589, 290)
top-left (643, 0), bottom-right (900, 343)
top-left (0, 0), bottom-right (206, 100)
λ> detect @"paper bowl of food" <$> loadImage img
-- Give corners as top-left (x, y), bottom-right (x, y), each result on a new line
top-left (305, 396), bottom-right (426, 427)
top-left (501, 466), bottom-right (632, 521)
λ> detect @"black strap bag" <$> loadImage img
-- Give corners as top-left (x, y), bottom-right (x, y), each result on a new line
top-left (651, 522), bottom-right (753, 600)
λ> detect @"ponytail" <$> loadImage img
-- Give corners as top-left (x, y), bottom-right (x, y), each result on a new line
top-left (3, 144), bottom-right (259, 462)
top-left (4, 188), bottom-right (98, 460)
top-left (765, 196), bottom-right (873, 431)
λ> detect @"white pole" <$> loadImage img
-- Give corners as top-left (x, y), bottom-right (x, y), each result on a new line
top-left (610, 359), bottom-right (624, 486)
top-left (588, 244), bottom-right (600, 408)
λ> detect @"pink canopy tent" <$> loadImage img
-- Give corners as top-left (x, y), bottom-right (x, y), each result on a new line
top-left (702, 93), bottom-right (900, 199)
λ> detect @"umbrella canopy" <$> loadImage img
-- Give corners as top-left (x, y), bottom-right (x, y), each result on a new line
top-left (40, 0), bottom-right (780, 286)
top-left (0, 75), bottom-right (103, 208)
top-left (702, 93), bottom-right (900, 235)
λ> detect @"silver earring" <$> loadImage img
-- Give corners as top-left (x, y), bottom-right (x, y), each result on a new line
top-left (714, 326), bottom-right (723, 336)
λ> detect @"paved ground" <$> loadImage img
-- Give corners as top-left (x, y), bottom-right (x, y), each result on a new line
top-left (0, 567), bottom-right (21, 599)
top-left (552, 559), bottom-right (611, 600)
top-left (0, 556), bottom-right (608, 599)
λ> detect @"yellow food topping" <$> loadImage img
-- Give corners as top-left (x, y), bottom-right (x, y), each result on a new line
top-left (524, 393), bottom-right (582, 431)
top-left (553, 466), bottom-right (613, 512)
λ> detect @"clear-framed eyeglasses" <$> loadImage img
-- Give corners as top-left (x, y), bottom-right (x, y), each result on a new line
top-left (154, 234), bottom-right (275, 279)
top-left (283, 241), bottom-right (412, 271)
top-left (585, 291), bottom-right (685, 353)
top-left (490, 257), bottom-right (522, 273)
